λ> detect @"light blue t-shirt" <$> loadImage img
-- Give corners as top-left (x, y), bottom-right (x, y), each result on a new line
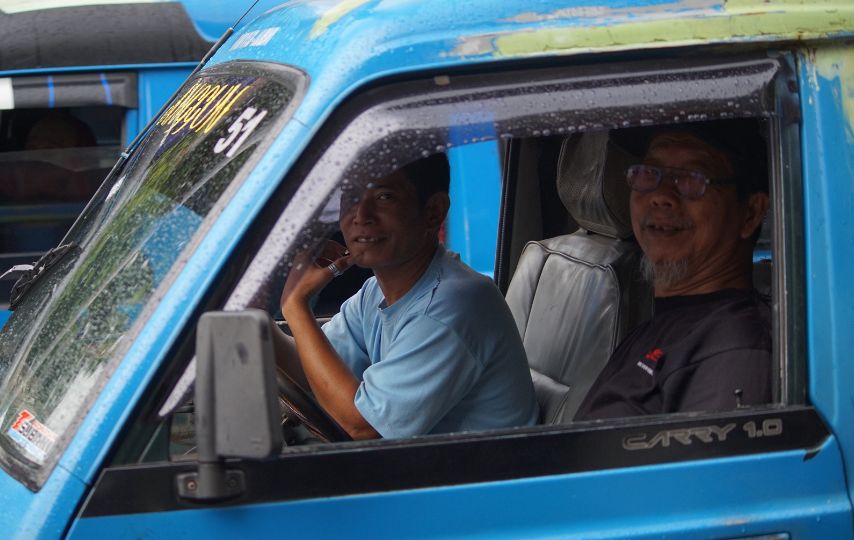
top-left (322, 245), bottom-right (538, 439)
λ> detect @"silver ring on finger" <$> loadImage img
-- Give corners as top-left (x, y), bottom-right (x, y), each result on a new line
top-left (327, 262), bottom-right (343, 278)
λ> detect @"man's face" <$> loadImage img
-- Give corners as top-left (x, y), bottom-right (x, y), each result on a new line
top-left (630, 133), bottom-right (755, 294)
top-left (339, 171), bottom-right (440, 271)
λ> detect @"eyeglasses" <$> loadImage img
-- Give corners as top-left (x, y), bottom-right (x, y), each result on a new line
top-left (626, 164), bottom-right (736, 200)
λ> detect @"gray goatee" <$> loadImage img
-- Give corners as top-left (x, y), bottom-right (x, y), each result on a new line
top-left (641, 254), bottom-right (689, 290)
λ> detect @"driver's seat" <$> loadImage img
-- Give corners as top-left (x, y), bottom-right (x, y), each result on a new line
top-left (505, 132), bottom-right (652, 424)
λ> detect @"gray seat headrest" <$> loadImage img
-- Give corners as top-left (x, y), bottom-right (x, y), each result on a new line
top-left (556, 131), bottom-right (637, 240)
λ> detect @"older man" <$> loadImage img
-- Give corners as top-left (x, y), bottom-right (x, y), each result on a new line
top-left (575, 121), bottom-right (771, 420)
top-left (277, 154), bottom-right (538, 440)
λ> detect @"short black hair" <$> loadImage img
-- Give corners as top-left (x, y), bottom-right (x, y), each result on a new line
top-left (662, 119), bottom-right (768, 200)
top-left (400, 153), bottom-right (450, 205)
top-left (614, 118), bottom-right (769, 200)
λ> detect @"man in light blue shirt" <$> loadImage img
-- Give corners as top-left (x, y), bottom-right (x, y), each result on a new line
top-left (277, 154), bottom-right (538, 440)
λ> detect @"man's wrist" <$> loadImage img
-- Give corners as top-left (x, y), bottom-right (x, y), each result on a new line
top-left (282, 292), bottom-right (313, 320)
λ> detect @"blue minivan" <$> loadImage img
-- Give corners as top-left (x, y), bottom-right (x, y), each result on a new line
top-left (1, 1), bottom-right (853, 538)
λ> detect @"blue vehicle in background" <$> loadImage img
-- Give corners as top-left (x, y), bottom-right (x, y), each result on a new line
top-left (0, 0), bottom-right (853, 538)
top-left (0, 0), bottom-right (289, 321)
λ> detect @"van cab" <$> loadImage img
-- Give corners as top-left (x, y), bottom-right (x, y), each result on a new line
top-left (0, 1), bottom-right (853, 538)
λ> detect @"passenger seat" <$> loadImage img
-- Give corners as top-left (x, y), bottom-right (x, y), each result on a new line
top-left (505, 131), bottom-right (652, 424)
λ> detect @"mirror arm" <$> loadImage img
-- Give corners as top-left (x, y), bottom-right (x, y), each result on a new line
top-left (176, 315), bottom-right (245, 502)
top-left (175, 310), bottom-right (282, 502)
top-left (175, 356), bottom-right (246, 501)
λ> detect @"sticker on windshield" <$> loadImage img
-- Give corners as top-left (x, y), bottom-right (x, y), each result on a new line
top-left (214, 106), bottom-right (268, 158)
top-left (156, 80), bottom-right (252, 137)
top-left (7, 410), bottom-right (57, 463)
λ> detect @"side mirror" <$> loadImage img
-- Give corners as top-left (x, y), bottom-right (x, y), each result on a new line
top-left (176, 309), bottom-right (283, 501)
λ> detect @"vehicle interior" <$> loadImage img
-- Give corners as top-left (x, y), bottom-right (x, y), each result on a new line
top-left (503, 131), bottom-right (653, 424)
top-left (164, 124), bottom-right (780, 455)
top-left (265, 119), bottom-right (773, 443)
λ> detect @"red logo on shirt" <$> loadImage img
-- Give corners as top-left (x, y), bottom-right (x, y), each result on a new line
top-left (645, 348), bottom-right (664, 362)
top-left (637, 348), bottom-right (664, 377)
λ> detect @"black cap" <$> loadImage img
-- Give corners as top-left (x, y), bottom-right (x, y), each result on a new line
top-left (612, 118), bottom-right (769, 196)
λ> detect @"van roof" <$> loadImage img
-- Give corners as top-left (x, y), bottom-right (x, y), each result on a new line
top-left (206, 0), bottom-right (852, 132)
top-left (214, 0), bottom-right (854, 79)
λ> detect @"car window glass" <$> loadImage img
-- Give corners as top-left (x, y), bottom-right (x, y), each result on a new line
top-left (0, 62), bottom-right (304, 489)
top-left (227, 56), bottom-right (781, 317)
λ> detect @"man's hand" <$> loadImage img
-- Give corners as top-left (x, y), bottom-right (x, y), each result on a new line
top-left (279, 239), bottom-right (379, 440)
top-left (281, 240), bottom-right (353, 310)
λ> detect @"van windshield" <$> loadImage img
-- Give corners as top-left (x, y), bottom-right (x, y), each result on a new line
top-left (0, 62), bottom-right (304, 488)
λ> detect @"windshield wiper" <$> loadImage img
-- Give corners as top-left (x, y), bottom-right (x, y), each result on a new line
top-left (3, 242), bottom-right (79, 310)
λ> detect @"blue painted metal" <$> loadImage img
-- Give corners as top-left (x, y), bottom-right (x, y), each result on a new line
top-left (178, 0), bottom-right (290, 42)
top-left (68, 443), bottom-right (852, 538)
top-left (798, 48), bottom-right (854, 510)
top-left (0, 62), bottom-right (197, 78)
top-left (123, 108), bottom-right (139, 147)
top-left (0, 458), bottom-right (86, 540)
top-left (46, 75), bottom-right (55, 108)
top-left (448, 142), bottom-right (502, 274)
top-left (99, 73), bottom-right (113, 106)
top-left (137, 67), bottom-right (198, 126)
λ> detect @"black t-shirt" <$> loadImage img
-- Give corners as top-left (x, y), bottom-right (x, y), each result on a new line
top-left (574, 288), bottom-right (772, 421)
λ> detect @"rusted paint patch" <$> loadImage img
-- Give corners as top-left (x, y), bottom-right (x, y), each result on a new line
top-left (310, 0), bottom-right (372, 39)
top-left (448, 1), bottom-right (854, 58)
top-left (503, 0), bottom-right (722, 24)
top-left (814, 45), bottom-right (854, 141)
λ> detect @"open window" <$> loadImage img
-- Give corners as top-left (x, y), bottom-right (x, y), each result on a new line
top-left (93, 52), bottom-right (824, 514)
top-left (222, 52), bottom-right (804, 426)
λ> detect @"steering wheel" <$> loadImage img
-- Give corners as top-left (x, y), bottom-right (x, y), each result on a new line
top-left (276, 369), bottom-right (352, 443)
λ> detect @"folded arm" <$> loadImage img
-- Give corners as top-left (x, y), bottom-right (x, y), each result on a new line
top-left (279, 241), bottom-right (380, 440)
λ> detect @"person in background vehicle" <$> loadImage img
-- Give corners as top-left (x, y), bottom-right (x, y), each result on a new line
top-left (24, 111), bottom-right (96, 151)
top-left (575, 120), bottom-right (771, 420)
top-left (275, 154), bottom-right (538, 440)
top-left (0, 111), bottom-right (98, 204)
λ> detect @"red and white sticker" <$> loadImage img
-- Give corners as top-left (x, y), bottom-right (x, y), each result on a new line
top-left (7, 410), bottom-right (57, 463)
